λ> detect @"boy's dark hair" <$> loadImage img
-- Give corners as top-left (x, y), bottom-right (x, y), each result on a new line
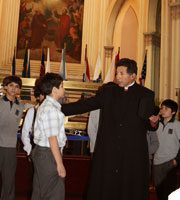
top-left (161, 99), bottom-right (178, 115)
top-left (116, 58), bottom-right (137, 75)
top-left (40, 73), bottom-right (63, 95)
top-left (33, 78), bottom-right (43, 98)
top-left (2, 75), bottom-right (22, 88)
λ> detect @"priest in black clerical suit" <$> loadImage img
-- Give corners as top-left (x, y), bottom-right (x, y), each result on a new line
top-left (62, 58), bottom-right (158, 200)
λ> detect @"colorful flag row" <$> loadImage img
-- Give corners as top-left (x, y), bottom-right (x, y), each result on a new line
top-left (12, 47), bottom-right (51, 78)
top-left (12, 46), bottom-right (147, 84)
top-left (92, 47), bottom-right (120, 83)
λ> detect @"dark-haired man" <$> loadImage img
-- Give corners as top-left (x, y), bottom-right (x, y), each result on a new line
top-left (0, 75), bottom-right (24, 200)
top-left (62, 58), bottom-right (158, 200)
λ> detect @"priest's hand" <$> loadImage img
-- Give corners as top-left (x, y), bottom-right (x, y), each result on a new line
top-left (149, 115), bottom-right (160, 128)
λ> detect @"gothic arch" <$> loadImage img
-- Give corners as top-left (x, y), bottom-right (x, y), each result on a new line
top-left (120, 6), bottom-right (138, 59)
top-left (147, 0), bottom-right (159, 32)
top-left (105, 0), bottom-right (125, 45)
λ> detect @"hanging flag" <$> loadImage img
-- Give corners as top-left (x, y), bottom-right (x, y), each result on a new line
top-left (12, 47), bottom-right (16, 75)
top-left (115, 47), bottom-right (120, 65)
top-left (93, 53), bottom-right (102, 82)
top-left (139, 51), bottom-right (147, 86)
top-left (104, 53), bottom-right (116, 83)
top-left (60, 45), bottom-right (67, 80)
top-left (40, 48), bottom-right (45, 77)
top-left (45, 48), bottom-right (51, 73)
top-left (83, 44), bottom-right (90, 82)
top-left (95, 73), bottom-right (102, 83)
top-left (22, 44), bottom-right (30, 78)
top-left (22, 46), bottom-right (28, 77)
top-left (27, 49), bottom-right (31, 78)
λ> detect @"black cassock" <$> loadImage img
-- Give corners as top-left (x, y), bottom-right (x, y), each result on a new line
top-left (62, 82), bottom-right (156, 200)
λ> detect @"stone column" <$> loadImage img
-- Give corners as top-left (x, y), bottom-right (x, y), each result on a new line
top-left (169, 0), bottom-right (180, 99)
top-left (103, 46), bottom-right (114, 80)
top-left (159, 1), bottom-right (171, 100)
top-left (0, 0), bottom-right (20, 74)
top-left (144, 32), bottom-right (160, 101)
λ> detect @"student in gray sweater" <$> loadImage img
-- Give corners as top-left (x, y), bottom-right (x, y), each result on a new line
top-left (153, 99), bottom-right (180, 200)
top-left (0, 76), bottom-right (24, 200)
top-left (146, 106), bottom-right (160, 188)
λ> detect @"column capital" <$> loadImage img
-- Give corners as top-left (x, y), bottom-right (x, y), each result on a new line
top-left (169, 0), bottom-right (180, 19)
top-left (104, 46), bottom-right (114, 58)
top-left (143, 32), bottom-right (160, 47)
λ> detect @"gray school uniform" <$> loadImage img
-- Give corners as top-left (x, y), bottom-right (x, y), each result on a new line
top-left (153, 118), bottom-right (180, 186)
top-left (0, 96), bottom-right (24, 200)
top-left (147, 130), bottom-right (159, 160)
top-left (0, 96), bottom-right (24, 147)
top-left (154, 119), bottom-right (180, 165)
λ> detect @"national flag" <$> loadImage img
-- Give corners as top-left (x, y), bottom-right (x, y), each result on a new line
top-left (104, 53), bottom-right (116, 83)
top-left (115, 47), bottom-right (120, 65)
top-left (95, 73), bottom-right (102, 83)
top-left (60, 47), bottom-right (67, 80)
top-left (40, 48), bottom-right (45, 77)
top-left (139, 51), bottom-right (147, 86)
top-left (26, 49), bottom-right (31, 78)
top-left (93, 53), bottom-right (102, 82)
top-left (22, 47), bottom-right (30, 78)
top-left (45, 48), bottom-right (51, 73)
top-left (83, 44), bottom-right (90, 82)
top-left (12, 47), bottom-right (16, 75)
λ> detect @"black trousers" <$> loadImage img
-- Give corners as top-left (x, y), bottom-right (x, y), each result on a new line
top-left (0, 147), bottom-right (16, 200)
top-left (31, 145), bottom-right (65, 200)
top-left (153, 161), bottom-right (178, 200)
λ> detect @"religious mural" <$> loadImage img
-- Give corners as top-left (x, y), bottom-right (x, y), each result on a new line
top-left (17, 0), bottom-right (84, 63)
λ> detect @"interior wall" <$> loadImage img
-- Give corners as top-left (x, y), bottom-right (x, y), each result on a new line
top-left (120, 6), bottom-right (138, 60)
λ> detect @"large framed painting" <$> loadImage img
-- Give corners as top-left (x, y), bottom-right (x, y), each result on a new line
top-left (17, 0), bottom-right (84, 63)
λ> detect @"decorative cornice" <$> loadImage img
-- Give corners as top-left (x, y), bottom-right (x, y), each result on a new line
top-left (169, 0), bottom-right (180, 19)
top-left (169, 0), bottom-right (180, 7)
top-left (144, 32), bottom-right (160, 47)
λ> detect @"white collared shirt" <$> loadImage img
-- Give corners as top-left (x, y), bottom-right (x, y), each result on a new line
top-left (34, 96), bottom-right (67, 149)
top-left (124, 81), bottom-right (135, 90)
top-left (21, 106), bottom-right (36, 155)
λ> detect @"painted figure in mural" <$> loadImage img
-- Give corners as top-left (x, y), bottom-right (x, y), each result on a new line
top-left (55, 8), bottom-right (71, 49)
top-left (64, 25), bottom-right (81, 61)
top-left (30, 10), bottom-right (47, 49)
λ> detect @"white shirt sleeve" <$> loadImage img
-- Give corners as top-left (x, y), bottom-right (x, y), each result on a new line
top-left (21, 107), bottom-right (34, 155)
